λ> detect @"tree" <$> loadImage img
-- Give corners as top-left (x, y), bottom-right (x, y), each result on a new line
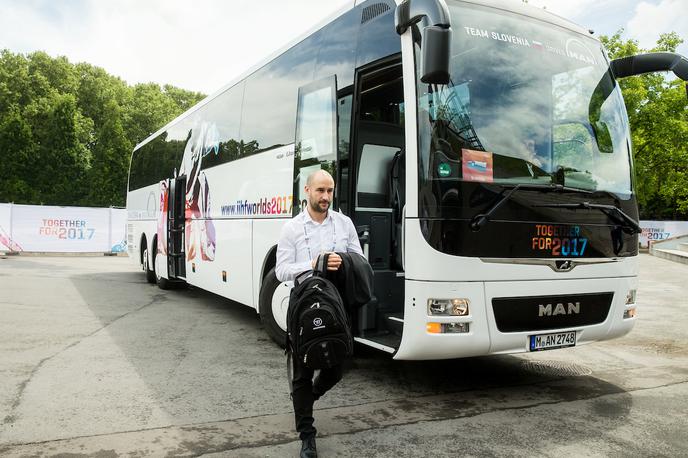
top-left (0, 49), bottom-right (205, 207)
top-left (600, 31), bottom-right (688, 219)
top-left (87, 99), bottom-right (132, 207)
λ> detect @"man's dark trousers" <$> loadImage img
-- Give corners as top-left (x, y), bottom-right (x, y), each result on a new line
top-left (288, 352), bottom-right (343, 440)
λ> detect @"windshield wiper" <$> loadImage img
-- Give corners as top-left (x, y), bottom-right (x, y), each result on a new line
top-left (533, 201), bottom-right (642, 234)
top-left (470, 183), bottom-right (592, 232)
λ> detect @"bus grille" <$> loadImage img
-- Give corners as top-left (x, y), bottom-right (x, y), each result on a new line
top-left (492, 292), bottom-right (614, 333)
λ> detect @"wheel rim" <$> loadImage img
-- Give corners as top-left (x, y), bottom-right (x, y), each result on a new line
top-left (271, 282), bottom-right (291, 332)
top-left (155, 254), bottom-right (162, 281)
top-left (143, 248), bottom-right (149, 271)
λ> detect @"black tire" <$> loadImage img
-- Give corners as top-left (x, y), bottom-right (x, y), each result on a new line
top-left (154, 248), bottom-right (186, 290)
top-left (143, 247), bottom-right (156, 284)
top-left (153, 247), bottom-right (174, 290)
top-left (156, 270), bottom-right (174, 290)
top-left (259, 268), bottom-right (288, 348)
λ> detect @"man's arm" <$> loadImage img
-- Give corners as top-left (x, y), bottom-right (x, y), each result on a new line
top-left (275, 223), bottom-right (312, 282)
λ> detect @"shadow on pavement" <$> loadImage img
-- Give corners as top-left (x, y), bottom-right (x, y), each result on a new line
top-left (60, 267), bottom-right (632, 454)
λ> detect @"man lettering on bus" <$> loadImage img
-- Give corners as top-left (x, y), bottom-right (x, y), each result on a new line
top-left (276, 169), bottom-right (365, 458)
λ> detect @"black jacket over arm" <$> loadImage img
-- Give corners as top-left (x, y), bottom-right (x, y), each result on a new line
top-left (329, 252), bottom-right (374, 312)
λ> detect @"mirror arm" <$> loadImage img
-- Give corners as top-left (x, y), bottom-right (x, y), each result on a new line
top-left (396, 0), bottom-right (452, 85)
top-left (611, 52), bottom-right (688, 81)
top-left (395, 0), bottom-right (451, 34)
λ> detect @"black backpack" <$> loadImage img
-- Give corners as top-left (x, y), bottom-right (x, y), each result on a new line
top-left (287, 254), bottom-right (353, 369)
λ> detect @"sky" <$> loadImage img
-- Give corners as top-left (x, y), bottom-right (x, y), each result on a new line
top-left (0, 0), bottom-right (686, 95)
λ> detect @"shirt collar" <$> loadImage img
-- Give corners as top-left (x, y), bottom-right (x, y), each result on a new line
top-left (303, 208), bottom-right (334, 226)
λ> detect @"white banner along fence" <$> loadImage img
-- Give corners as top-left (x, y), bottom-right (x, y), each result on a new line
top-left (1, 203), bottom-right (685, 253)
top-left (639, 220), bottom-right (688, 249)
top-left (0, 203), bottom-right (127, 253)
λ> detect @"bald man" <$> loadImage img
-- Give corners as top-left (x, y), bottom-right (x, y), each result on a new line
top-left (276, 169), bottom-right (364, 458)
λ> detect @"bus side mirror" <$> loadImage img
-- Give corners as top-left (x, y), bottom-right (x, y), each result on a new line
top-left (396, 0), bottom-right (452, 85)
top-left (421, 26), bottom-right (451, 84)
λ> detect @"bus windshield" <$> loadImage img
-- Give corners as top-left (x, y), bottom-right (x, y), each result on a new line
top-left (416, 1), bottom-right (634, 214)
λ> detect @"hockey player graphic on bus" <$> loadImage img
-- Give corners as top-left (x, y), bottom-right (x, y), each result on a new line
top-left (180, 122), bottom-right (218, 262)
top-left (156, 180), bottom-right (168, 256)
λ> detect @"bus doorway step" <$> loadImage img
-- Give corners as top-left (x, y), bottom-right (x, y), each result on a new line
top-left (384, 312), bottom-right (404, 336)
top-left (354, 332), bottom-right (400, 354)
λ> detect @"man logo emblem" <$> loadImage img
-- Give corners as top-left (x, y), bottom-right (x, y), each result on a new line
top-left (555, 260), bottom-right (574, 271)
top-left (539, 302), bottom-right (581, 316)
top-left (313, 317), bottom-right (323, 327)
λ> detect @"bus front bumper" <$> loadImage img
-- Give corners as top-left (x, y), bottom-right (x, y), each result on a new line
top-left (393, 277), bottom-right (638, 360)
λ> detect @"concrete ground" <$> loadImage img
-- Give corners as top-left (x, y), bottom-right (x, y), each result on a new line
top-left (0, 254), bottom-right (686, 457)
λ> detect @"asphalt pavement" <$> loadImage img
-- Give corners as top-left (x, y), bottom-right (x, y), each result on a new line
top-left (0, 254), bottom-right (686, 457)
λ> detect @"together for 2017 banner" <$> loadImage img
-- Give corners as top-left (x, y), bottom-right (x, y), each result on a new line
top-left (2, 203), bottom-right (686, 253)
top-left (639, 220), bottom-right (688, 248)
top-left (0, 203), bottom-right (126, 253)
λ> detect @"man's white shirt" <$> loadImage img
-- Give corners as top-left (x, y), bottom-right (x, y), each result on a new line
top-left (275, 209), bottom-right (364, 282)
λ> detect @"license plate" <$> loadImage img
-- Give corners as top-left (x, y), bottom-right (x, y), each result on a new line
top-left (529, 331), bottom-right (576, 351)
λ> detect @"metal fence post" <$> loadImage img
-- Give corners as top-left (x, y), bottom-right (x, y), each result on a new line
top-left (108, 207), bottom-right (113, 253)
top-left (9, 202), bottom-right (14, 252)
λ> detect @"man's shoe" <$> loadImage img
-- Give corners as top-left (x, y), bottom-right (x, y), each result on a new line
top-left (300, 436), bottom-right (317, 458)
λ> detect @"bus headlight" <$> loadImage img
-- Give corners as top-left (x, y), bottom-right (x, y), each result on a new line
top-left (625, 289), bottom-right (636, 305)
top-left (428, 298), bottom-right (470, 316)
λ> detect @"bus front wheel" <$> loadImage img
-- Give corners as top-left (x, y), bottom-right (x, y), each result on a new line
top-left (259, 268), bottom-right (288, 348)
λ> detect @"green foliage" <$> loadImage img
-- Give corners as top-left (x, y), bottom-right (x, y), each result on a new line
top-left (601, 31), bottom-right (688, 219)
top-left (0, 49), bottom-right (205, 207)
top-left (1, 33), bottom-right (686, 219)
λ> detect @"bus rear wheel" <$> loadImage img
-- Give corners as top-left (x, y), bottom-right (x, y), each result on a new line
top-left (143, 247), bottom-right (156, 284)
top-left (259, 268), bottom-right (288, 348)
top-left (154, 249), bottom-right (174, 290)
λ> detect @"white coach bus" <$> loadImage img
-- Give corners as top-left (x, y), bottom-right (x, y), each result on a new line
top-left (127, 0), bottom-right (688, 359)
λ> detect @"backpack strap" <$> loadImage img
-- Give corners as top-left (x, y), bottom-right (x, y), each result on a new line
top-left (294, 270), bottom-right (311, 286)
top-left (315, 252), bottom-right (329, 276)
top-left (295, 252), bottom-right (330, 285)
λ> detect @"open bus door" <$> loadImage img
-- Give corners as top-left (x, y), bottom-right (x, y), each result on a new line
top-left (291, 67), bottom-right (406, 352)
top-left (166, 175), bottom-right (186, 279)
top-left (292, 76), bottom-right (338, 214)
top-left (348, 57), bottom-right (406, 351)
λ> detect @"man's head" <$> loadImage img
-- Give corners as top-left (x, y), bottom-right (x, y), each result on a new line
top-left (304, 170), bottom-right (335, 215)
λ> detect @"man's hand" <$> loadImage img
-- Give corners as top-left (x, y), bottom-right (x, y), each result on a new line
top-left (326, 252), bottom-right (342, 271)
top-left (311, 253), bottom-right (342, 271)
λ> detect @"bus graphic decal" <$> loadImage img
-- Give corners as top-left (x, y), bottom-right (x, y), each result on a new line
top-left (181, 122), bottom-right (217, 262)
